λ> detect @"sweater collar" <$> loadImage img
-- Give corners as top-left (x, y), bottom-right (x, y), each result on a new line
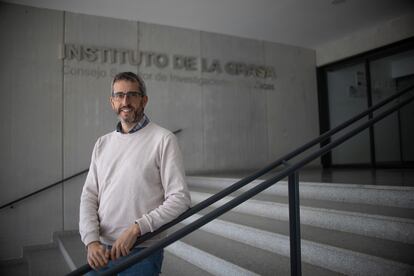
top-left (116, 114), bottom-right (150, 134)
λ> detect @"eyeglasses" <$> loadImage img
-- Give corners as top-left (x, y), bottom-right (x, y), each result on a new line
top-left (112, 91), bottom-right (144, 101)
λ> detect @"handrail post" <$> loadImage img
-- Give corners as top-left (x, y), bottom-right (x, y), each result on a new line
top-left (288, 170), bottom-right (302, 276)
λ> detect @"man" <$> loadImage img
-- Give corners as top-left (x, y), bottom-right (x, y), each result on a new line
top-left (79, 71), bottom-right (191, 275)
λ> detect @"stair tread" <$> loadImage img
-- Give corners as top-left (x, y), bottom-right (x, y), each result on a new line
top-left (187, 173), bottom-right (414, 187)
top-left (25, 245), bottom-right (70, 275)
top-left (163, 251), bottom-right (212, 276)
top-left (176, 225), bottom-right (340, 276)
top-left (57, 232), bottom-right (87, 268)
top-left (199, 208), bottom-right (414, 265)
top-left (189, 186), bottom-right (414, 219)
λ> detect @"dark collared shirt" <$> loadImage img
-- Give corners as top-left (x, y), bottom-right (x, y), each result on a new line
top-left (116, 114), bottom-right (150, 134)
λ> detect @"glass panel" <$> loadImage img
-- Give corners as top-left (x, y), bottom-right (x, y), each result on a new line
top-left (371, 50), bottom-right (414, 164)
top-left (397, 75), bottom-right (414, 162)
top-left (327, 64), bottom-right (371, 165)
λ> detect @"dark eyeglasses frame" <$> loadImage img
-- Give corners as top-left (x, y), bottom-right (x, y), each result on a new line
top-left (112, 91), bottom-right (144, 101)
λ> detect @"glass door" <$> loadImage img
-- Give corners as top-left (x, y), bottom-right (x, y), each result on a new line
top-left (370, 49), bottom-right (414, 165)
top-left (319, 42), bottom-right (414, 168)
top-left (326, 63), bottom-right (371, 165)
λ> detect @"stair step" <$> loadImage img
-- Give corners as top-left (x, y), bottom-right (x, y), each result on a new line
top-left (166, 240), bottom-right (257, 275)
top-left (187, 176), bottom-right (414, 209)
top-left (201, 207), bottom-right (414, 265)
top-left (190, 191), bottom-right (414, 244)
top-left (177, 225), bottom-right (338, 276)
top-left (190, 185), bottom-right (414, 220)
top-left (163, 251), bottom-right (212, 276)
top-left (181, 214), bottom-right (414, 275)
top-left (0, 258), bottom-right (29, 276)
top-left (55, 231), bottom-right (87, 270)
top-left (24, 244), bottom-right (70, 275)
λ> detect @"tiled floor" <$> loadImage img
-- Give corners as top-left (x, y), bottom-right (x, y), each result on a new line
top-left (286, 167), bottom-right (414, 187)
top-left (191, 168), bottom-right (414, 187)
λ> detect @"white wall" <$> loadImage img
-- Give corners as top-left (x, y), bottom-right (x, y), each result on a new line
top-left (316, 13), bottom-right (414, 66)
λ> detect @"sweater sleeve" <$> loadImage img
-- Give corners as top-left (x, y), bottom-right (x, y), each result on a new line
top-left (136, 133), bottom-right (191, 235)
top-left (79, 138), bottom-right (101, 246)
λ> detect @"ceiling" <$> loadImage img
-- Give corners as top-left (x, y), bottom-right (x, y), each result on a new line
top-left (3, 0), bottom-right (414, 49)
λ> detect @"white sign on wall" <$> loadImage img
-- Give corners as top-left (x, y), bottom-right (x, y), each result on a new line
top-left (61, 43), bottom-right (277, 90)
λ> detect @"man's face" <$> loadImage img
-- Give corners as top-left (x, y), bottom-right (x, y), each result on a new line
top-left (110, 80), bottom-right (148, 125)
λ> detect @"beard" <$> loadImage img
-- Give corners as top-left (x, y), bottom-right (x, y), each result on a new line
top-left (116, 105), bottom-right (144, 124)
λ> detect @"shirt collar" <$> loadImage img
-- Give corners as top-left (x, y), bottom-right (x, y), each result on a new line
top-left (116, 114), bottom-right (150, 134)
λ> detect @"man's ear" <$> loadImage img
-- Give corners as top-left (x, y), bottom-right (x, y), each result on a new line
top-left (142, 95), bottom-right (149, 108)
top-left (109, 96), bottom-right (115, 110)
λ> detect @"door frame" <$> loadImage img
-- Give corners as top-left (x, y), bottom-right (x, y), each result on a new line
top-left (317, 37), bottom-right (414, 168)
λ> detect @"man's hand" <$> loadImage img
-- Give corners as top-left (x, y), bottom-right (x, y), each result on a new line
top-left (111, 223), bottom-right (141, 260)
top-left (87, 241), bottom-right (110, 270)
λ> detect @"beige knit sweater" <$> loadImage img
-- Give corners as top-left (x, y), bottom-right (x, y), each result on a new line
top-left (79, 122), bottom-right (191, 247)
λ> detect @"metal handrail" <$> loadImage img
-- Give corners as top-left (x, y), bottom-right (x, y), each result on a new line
top-left (96, 90), bottom-right (414, 276)
top-left (0, 169), bottom-right (89, 210)
top-left (66, 85), bottom-right (414, 275)
top-left (0, 129), bottom-right (183, 210)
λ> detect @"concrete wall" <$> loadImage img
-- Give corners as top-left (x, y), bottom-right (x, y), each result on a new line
top-left (264, 43), bottom-right (319, 162)
top-left (0, 3), bottom-right (64, 259)
top-left (316, 12), bottom-right (414, 66)
top-left (0, 3), bottom-right (319, 259)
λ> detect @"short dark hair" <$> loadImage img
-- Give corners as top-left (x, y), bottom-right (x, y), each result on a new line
top-left (111, 72), bottom-right (147, 96)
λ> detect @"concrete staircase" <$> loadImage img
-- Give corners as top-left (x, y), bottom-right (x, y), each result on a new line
top-left (1, 176), bottom-right (414, 275)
